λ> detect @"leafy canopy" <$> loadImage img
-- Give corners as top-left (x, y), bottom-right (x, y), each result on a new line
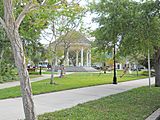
top-left (92, 0), bottom-right (160, 56)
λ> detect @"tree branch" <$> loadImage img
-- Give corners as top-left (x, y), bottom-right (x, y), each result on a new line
top-left (0, 17), bottom-right (7, 31)
top-left (15, 2), bottom-right (37, 29)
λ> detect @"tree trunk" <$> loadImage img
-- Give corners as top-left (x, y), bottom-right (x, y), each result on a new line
top-left (103, 62), bottom-right (107, 74)
top-left (0, 49), bottom-right (4, 73)
top-left (60, 43), bottom-right (70, 66)
top-left (136, 65), bottom-right (139, 77)
top-left (7, 29), bottom-right (37, 120)
top-left (60, 48), bottom-right (68, 65)
top-left (50, 58), bottom-right (56, 84)
top-left (154, 48), bottom-right (160, 87)
top-left (2, 0), bottom-right (36, 119)
top-left (0, 49), bottom-right (4, 63)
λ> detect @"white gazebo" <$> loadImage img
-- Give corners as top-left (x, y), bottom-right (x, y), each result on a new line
top-left (52, 31), bottom-right (92, 67)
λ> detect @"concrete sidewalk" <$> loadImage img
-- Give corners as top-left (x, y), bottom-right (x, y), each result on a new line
top-left (0, 74), bottom-right (50, 89)
top-left (0, 77), bottom-right (155, 120)
top-left (0, 72), bottom-right (73, 89)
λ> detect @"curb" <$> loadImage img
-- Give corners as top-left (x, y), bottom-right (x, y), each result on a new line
top-left (145, 108), bottom-right (160, 120)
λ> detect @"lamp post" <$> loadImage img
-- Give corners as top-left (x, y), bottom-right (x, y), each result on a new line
top-left (113, 43), bottom-right (117, 84)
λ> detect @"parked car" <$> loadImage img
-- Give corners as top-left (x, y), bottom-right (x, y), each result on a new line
top-left (131, 66), bottom-right (146, 71)
top-left (38, 64), bottom-right (48, 68)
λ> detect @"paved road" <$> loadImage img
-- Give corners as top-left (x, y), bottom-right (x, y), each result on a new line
top-left (0, 77), bottom-right (155, 120)
top-left (0, 74), bottom-right (50, 89)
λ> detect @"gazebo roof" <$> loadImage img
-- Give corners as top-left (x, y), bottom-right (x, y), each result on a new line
top-left (73, 34), bottom-right (90, 44)
top-left (61, 30), bottom-right (90, 44)
top-left (51, 31), bottom-right (91, 50)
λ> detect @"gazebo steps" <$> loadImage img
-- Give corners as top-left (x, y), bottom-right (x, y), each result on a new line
top-left (65, 66), bottom-right (98, 72)
top-left (47, 66), bottom-right (98, 72)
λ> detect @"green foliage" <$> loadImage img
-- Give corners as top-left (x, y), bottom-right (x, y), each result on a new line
top-left (25, 41), bottom-right (47, 65)
top-left (17, 2), bottom-right (51, 65)
top-left (20, 8), bottom-right (49, 41)
top-left (38, 86), bottom-right (160, 120)
top-left (45, 1), bottom-right (86, 66)
top-left (91, 48), bottom-right (113, 65)
top-left (92, 0), bottom-right (160, 57)
top-left (0, 0), bottom-right (4, 17)
top-left (0, 62), bottom-right (18, 83)
top-left (138, 57), bottom-right (154, 69)
top-left (0, 28), bottom-right (17, 83)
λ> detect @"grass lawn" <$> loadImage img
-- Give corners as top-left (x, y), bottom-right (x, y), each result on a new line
top-left (0, 71), bottom-right (147, 99)
top-left (38, 86), bottom-right (160, 120)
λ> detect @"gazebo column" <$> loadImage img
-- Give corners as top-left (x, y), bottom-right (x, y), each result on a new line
top-left (86, 49), bottom-right (89, 66)
top-left (88, 49), bottom-right (91, 66)
top-left (76, 50), bottom-right (79, 66)
top-left (81, 47), bottom-right (84, 66)
top-left (119, 64), bottom-right (123, 70)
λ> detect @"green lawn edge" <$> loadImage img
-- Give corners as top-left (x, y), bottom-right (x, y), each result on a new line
top-left (38, 86), bottom-right (160, 120)
top-left (0, 72), bottom-right (147, 99)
